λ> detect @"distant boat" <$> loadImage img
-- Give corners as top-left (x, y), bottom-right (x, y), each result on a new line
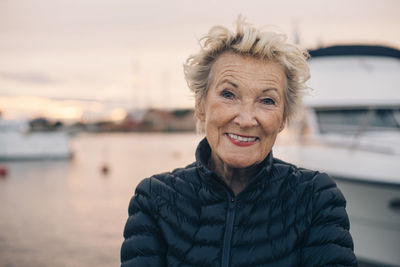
top-left (0, 119), bottom-right (73, 160)
top-left (275, 45), bottom-right (400, 267)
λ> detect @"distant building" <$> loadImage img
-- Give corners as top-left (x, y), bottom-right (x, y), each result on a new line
top-left (142, 108), bottom-right (196, 132)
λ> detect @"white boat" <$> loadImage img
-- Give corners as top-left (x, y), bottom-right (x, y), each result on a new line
top-left (0, 119), bottom-right (73, 160)
top-left (274, 45), bottom-right (400, 267)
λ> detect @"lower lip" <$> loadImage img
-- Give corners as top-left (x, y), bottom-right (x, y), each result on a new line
top-left (226, 134), bottom-right (257, 147)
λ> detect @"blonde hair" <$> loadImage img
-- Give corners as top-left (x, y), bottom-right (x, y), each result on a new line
top-left (184, 17), bottom-right (310, 131)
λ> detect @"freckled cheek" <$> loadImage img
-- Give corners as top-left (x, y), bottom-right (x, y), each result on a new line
top-left (204, 110), bottom-right (226, 141)
top-left (259, 113), bottom-right (284, 133)
top-left (207, 103), bottom-right (234, 126)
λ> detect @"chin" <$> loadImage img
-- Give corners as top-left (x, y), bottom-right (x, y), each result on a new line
top-left (224, 156), bottom-right (258, 169)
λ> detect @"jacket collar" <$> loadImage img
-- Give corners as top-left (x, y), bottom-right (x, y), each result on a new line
top-left (195, 137), bottom-right (274, 194)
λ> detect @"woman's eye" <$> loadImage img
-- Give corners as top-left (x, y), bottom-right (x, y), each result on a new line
top-left (221, 90), bottom-right (234, 99)
top-left (261, 98), bottom-right (275, 105)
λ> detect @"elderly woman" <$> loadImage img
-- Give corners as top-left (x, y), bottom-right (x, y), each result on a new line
top-left (121, 18), bottom-right (357, 267)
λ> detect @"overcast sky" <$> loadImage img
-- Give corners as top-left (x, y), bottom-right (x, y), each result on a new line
top-left (0, 0), bottom-right (399, 119)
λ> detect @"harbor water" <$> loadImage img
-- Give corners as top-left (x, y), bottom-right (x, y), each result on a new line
top-left (0, 133), bottom-right (202, 267)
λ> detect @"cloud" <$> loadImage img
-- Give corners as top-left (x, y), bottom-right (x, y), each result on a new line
top-left (0, 71), bottom-right (60, 84)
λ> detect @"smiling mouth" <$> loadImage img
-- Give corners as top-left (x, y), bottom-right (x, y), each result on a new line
top-left (226, 133), bottom-right (259, 143)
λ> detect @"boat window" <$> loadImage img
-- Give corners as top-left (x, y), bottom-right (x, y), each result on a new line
top-left (316, 108), bottom-right (400, 134)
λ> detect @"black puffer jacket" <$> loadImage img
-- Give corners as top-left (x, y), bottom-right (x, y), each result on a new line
top-left (121, 138), bottom-right (357, 266)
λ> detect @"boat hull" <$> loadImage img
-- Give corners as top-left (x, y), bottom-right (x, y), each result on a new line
top-left (0, 131), bottom-right (73, 161)
top-left (334, 177), bottom-right (400, 267)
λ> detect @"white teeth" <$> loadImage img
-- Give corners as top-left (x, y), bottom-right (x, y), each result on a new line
top-left (228, 133), bottom-right (257, 142)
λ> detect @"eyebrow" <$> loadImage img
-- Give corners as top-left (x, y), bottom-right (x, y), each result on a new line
top-left (218, 79), bottom-right (238, 88)
top-left (218, 79), bottom-right (280, 94)
top-left (262, 88), bottom-right (279, 93)
top-left (263, 88), bottom-right (281, 100)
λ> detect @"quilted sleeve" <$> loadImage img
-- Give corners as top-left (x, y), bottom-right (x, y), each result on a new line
top-left (121, 178), bottom-right (166, 267)
top-left (302, 173), bottom-right (358, 267)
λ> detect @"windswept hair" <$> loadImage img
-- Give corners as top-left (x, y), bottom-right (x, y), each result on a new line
top-left (184, 16), bottom-right (310, 131)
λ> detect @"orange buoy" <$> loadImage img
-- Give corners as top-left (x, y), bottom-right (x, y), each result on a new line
top-left (100, 164), bottom-right (110, 175)
top-left (0, 165), bottom-right (8, 177)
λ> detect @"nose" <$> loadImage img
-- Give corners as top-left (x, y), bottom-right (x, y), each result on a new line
top-left (233, 102), bottom-right (258, 128)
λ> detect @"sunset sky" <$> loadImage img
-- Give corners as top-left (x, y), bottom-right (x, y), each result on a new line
top-left (0, 0), bottom-right (399, 121)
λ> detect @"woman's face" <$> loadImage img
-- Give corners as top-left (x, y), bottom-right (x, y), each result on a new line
top-left (197, 52), bottom-right (286, 169)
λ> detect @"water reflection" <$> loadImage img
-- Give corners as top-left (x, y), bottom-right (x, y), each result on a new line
top-left (0, 133), bottom-right (202, 267)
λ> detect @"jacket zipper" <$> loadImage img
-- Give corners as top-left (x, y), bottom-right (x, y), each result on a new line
top-left (221, 196), bottom-right (236, 267)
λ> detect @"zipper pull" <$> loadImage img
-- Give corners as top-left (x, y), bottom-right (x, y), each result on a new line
top-left (229, 197), bottom-right (236, 208)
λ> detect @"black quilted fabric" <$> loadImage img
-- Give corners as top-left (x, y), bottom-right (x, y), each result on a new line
top-left (121, 138), bottom-right (357, 267)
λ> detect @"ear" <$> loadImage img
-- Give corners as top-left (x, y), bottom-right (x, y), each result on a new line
top-left (278, 119), bottom-right (286, 132)
top-left (195, 100), bottom-right (205, 122)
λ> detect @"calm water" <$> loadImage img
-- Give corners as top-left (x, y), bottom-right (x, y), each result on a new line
top-left (0, 133), bottom-right (203, 267)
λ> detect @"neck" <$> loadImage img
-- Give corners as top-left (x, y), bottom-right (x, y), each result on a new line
top-left (208, 154), bottom-right (262, 196)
